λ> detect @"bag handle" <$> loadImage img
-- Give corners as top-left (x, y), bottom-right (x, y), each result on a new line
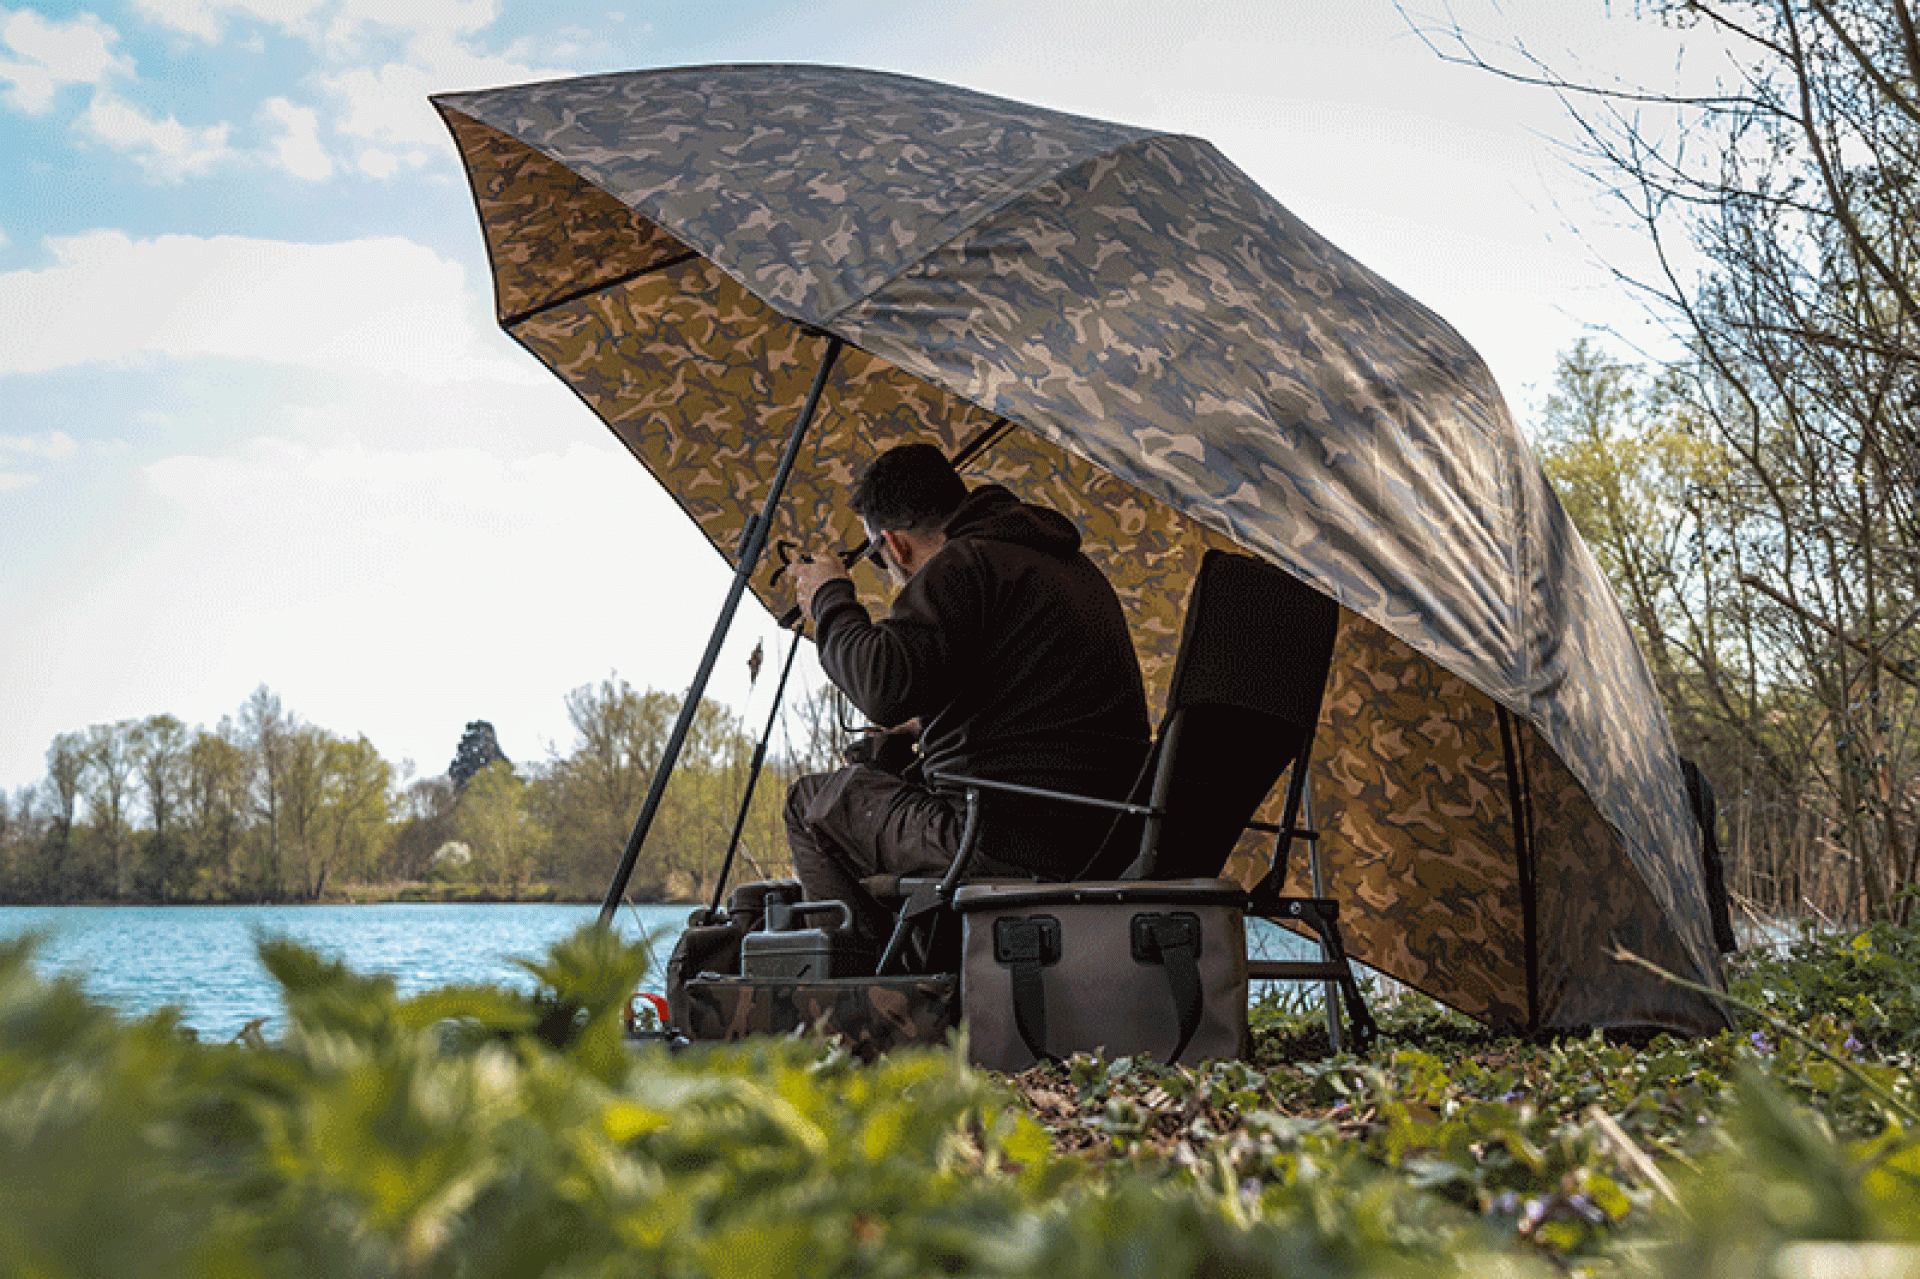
top-left (1132, 912), bottom-right (1205, 1065)
top-left (993, 916), bottom-right (1062, 1065)
top-left (991, 911), bottom-right (1207, 1066)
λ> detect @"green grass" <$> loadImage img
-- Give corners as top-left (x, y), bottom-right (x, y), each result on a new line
top-left (4, 923), bottom-right (1920, 1277)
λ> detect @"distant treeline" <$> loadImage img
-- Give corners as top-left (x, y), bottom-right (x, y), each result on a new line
top-left (0, 677), bottom-right (846, 907)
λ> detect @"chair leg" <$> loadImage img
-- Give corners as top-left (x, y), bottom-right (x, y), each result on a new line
top-left (1303, 909), bottom-right (1378, 1053)
top-left (1246, 896), bottom-right (1378, 1055)
top-left (877, 789), bottom-right (983, 975)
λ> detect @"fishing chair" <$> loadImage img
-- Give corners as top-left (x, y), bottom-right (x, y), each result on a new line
top-left (876, 548), bottom-right (1378, 1054)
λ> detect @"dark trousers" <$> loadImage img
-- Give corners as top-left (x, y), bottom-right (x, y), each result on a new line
top-left (784, 765), bottom-right (1026, 933)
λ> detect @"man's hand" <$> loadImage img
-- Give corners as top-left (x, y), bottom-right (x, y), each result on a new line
top-left (789, 546), bottom-right (851, 616)
top-left (844, 725), bottom-right (918, 774)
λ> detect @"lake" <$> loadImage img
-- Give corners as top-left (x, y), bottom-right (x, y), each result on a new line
top-left (0, 902), bottom-right (698, 1041)
top-left (1, 901), bottom-right (1324, 1041)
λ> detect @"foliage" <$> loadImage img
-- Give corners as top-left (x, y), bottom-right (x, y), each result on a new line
top-left (456, 760), bottom-right (541, 894)
top-left (1731, 912), bottom-right (1920, 1056)
top-left (0, 927), bottom-right (1441, 1279)
top-left (0, 671), bottom-right (805, 906)
top-left (449, 720), bottom-right (509, 793)
top-left (8, 923), bottom-right (1920, 1276)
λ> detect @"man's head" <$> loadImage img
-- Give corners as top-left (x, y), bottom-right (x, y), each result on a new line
top-left (849, 442), bottom-right (966, 534)
top-left (850, 443), bottom-right (966, 586)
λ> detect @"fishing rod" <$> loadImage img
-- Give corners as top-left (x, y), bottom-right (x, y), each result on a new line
top-left (698, 624), bottom-right (805, 925)
top-left (597, 335), bottom-right (844, 926)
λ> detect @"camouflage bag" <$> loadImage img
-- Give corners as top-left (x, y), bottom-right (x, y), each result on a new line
top-left (681, 974), bottom-right (960, 1060)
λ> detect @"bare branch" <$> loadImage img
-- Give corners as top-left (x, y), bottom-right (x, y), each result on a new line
top-left (1808, 0), bottom-right (1920, 130)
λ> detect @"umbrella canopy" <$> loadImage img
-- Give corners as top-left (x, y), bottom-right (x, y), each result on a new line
top-left (432, 64), bottom-right (1728, 1034)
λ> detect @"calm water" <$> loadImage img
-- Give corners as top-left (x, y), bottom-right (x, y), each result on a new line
top-left (1, 901), bottom-right (1321, 1041)
top-left (0, 902), bottom-right (698, 1041)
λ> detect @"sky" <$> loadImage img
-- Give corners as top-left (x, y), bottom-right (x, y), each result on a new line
top-left (0, 0), bottom-right (1704, 798)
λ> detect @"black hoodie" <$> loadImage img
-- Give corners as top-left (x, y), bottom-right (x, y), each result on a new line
top-left (809, 484), bottom-right (1151, 873)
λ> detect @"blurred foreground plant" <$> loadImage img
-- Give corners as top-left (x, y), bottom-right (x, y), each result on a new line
top-left (0, 926), bottom-right (1461, 1279)
top-left (10, 920), bottom-right (1920, 1277)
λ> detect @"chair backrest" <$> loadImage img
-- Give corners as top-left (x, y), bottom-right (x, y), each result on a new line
top-left (1121, 549), bottom-right (1341, 881)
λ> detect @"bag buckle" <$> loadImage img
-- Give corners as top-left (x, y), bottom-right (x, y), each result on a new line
top-left (993, 915), bottom-right (1061, 967)
top-left (1131, 912), bottom-right (1201, 964)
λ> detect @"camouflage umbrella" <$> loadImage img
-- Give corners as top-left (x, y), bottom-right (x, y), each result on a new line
top-left (432, 64), bottom-right (1729, 1034)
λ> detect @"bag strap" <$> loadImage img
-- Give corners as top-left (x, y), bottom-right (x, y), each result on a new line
top-left (993, 911), bottom-right (1208, 1067)
top-left (1132, 913), bottom-right (1204, 1065)
top-left (993, 916), bottom-right (1061, 1065)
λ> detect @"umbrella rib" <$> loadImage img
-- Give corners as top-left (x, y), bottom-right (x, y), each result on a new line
top-left (500, 249), bottom-right (704, 330)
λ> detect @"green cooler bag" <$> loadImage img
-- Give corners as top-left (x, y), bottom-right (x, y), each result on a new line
top-left (955, 879), bottom-right (1249, 1072)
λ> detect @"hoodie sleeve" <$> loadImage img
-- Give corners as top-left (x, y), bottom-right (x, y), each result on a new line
top-left (810, 546), bottom-right (988, 727)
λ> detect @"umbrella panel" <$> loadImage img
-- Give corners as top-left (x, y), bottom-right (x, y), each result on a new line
top-left (445, 109), bottom-right (689, 326)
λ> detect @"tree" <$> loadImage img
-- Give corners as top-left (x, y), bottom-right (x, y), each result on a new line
top-left (1436, 0), bottom-right (1920, 921)
top-left (1535, 342), bottom-right (1823, 914)
top-left (36, 734), bottom-right (88, 901)
top-left (645, 699), bottom-right (758, 901)
top-left (0, 787), bottom-right (48, 900)
top-left (237, 686), bottom-right (291, 899)
top-left (312, 734), bottom-right (394, 898)
top-left (390, 775), bottom-right (457, 883)
top-left (449, 721), bottom-right (508, 792)
top-left (535, 676), bottom-right (675, 896)
top-left (0, 789), bottom-right (19, 898)
top-left (82, 721), bottom-right (138, 900)
top-left (275, 724), bottom-right (332, 902)
top-left (132, 714), bottom-right (190, 900)
top-left (183, 727), bottom-right (251, 900)
top-left (458, 760), bottom-right (539, 895)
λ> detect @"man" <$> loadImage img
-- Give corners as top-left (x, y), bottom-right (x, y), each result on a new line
top-left (785, 442), bottom-right (1151, 923)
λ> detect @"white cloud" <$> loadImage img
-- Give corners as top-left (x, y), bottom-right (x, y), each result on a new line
top-left (0, 230), bottom-right (533, 383)
top-left (130, 0), bottom-right (221, 41)
top-left (356, 147), bottom-right (399, 178)
top-left (131, 0), bottom-right (326, 42)
top-left (318, 33), bottom-right (572, 173)
top-left (78, 91), bottom-right (236, 180)
top-left (0, 8), bottom-right (132, 113)
top-left (263, 95), bottom-right (333, 180)
top-left (133, 0), bottom-right (502, 55)
top-left (0, 429), bottom-right (79, 461)
top-left (0, 428), bottom-right (78, 489)
top-left (328, 0), bottom-right (498, 46)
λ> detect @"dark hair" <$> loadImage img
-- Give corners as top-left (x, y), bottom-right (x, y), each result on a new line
top-left (849, 442), bottom-right (967, 533)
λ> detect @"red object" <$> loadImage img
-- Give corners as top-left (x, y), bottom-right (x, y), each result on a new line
top-left (625, 991), bottom-right (672, 1033)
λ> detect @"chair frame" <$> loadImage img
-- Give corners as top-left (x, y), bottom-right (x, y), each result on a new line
top-left (902, 770), bottom-right (1379, 1053)
top-left (876, 549), bottom-right (1380, 1054)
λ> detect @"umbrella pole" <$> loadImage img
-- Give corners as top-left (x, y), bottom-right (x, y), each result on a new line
top-left (598, 335), bottom-right (844, 926)
top-left (700, 624), bottom-right (805, 924)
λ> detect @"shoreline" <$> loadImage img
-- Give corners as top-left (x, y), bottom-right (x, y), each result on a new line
top-left (0, 884), bottom-right (700, 909)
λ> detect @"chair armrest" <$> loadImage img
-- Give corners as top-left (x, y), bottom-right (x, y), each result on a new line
top-left (925, 770), bottom-right (1158, 818)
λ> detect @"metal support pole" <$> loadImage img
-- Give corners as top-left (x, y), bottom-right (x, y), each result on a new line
top-left (598, 335), bottom-right (844, 925)
top-left (700, 625), bottom-right (805, 924)
top-left (1304, 780), bottom-right (1343, 1054)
